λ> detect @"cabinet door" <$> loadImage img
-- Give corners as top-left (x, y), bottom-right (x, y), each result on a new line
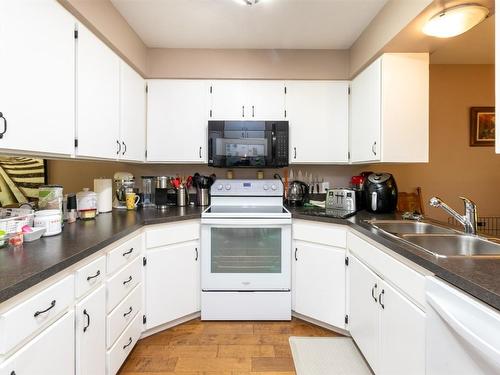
top-left (348, 255), bottom-right (380, 373)
top-left (147, 80), bottom-right (208, 162)
top-left (76, 285), bottom-right (106, 375)
top-left (120, 62), bottom-right (145, 162)
top-left (0, 311), bottom-right (75, 375)
top-left (210, 80), bottom-right (247, 120)
top-left (293, 241), bottom-right (346, 328)
top-left (287, 81), bottom-right (349, 163)
top-left (0, 0), bottom-right (75, 156)
top-left (379, 281), bottom-right (425, 375)
top-left (76, 24), bottom-right (120, 159)
top-left (145, 241), bottom-right (200, 329)
top-left (350, 58), bottom-right (381, 163)
top-left (246, 81), bottom-right (285, 120)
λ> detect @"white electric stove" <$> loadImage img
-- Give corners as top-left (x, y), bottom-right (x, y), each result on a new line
top-left (201, 179), bottom-right (292, 320)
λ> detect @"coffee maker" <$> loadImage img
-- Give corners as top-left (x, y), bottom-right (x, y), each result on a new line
top-left (113, 172), bottom-right (135, 209)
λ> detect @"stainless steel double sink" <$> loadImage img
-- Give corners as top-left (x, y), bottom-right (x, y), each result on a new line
top-left (367, 220), bottom-right (500, 258)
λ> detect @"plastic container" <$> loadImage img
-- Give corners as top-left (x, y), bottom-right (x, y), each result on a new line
top-left (23, 227), bottom-right (47, 242)
top-left (34, 210), bottom-right (62, 236)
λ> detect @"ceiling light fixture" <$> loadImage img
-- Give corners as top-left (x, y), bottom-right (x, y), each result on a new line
top-left (422, 4), bottom-right (489, 38)
top-left (234, 0), bottom-right (260, 6)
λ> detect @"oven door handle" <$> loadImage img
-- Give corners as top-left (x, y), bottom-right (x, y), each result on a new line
top-left (201, 218), bottom-right (292, 226)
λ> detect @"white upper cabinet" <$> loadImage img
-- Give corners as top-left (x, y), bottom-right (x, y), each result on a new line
top-left (76, 23), bottom-right (120, 160)
top-left (286, 81), bottom-right (349, 163)
top-left (350, 53), bottom-right (429, 163)
top-left (0, 0), bottom-right (75, 156)
top-left (120, 62), bottom-right (146, 162)
top-left (147, 80), bottom-right (209, 163)
top-left (210, 80), bottom-right (285, 120)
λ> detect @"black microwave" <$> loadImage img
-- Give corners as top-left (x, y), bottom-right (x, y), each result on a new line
top-left (208, 121), bottom-right (289, 168)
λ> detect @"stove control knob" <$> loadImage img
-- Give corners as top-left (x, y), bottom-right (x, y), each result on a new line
top-left (271, 184), bottom-right (277, 191)
top-left (263, 184), bottom-right (269, 190)
top-left (217, 184), bottom-right (223, 191)
top-left (225, 184), bottom-right (231, 190)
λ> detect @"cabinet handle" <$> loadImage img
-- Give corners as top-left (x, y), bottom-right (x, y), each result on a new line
top-left (242, 105), bottom-right (245, 118)
top-left (34, 300), bottom-right (56, 317)
top-left (371, 283), bottom-right (378, 302)
top-left (86, 269), bottom-right (101, 281)
top-left (294, 248), bottom-right (298, 261)
top-left (122, 247), bottom-right (133, 256)
top-left (83, 309), bottom-right (90, 332)
top-left (10, 371), bottom-right (16, 375)
top-left (252, 105), bottom-right (255, 118)
top-left (372, 141), bottom-right (377, 156)
top-left (123, 306), bottom-right (133, 318)
top-left (0, 112), bottom-right (7, 139)
top-left (123, 337), bottom-right (133, 350)
top-left (195, 247), bottom-right (199, 261)
top-left (294, 147), bottom-right (297, 159)
top-left (123, 275), bottom-right (133, 285)
top-left (122, 141), bottom-right (127, 155)
top-left (199, 146), bottom-right (202, 158)
top-left (116, 140), bottom-right (121, 155)
top-left (379, 289), bottom-right (385, 309)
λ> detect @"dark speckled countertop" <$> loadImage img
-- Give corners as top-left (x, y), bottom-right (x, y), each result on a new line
top-left (1, 205), bottom-right (499, 312)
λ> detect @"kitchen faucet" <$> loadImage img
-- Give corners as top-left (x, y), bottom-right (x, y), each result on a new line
top-left (429, 196), bottom-right (478, 235)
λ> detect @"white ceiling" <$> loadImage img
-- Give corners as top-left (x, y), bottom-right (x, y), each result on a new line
top-left (111, 0), bottom-right (388, 49)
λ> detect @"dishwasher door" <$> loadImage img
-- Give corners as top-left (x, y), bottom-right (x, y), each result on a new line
top-left (425, 277), bottom-right (500, 375)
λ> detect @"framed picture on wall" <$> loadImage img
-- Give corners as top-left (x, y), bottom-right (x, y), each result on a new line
top-left (0, 157), bottom-right (47, 207)
top-left (470, 107), bottom-right (495, 147)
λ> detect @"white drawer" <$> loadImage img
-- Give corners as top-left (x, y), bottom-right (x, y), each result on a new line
top-left (106, 311), bottom-right (142, 375)
top-left (107, 283), bottom-right (142, 348)
top-left (0, 275), bottom-right (74, 354)
top-left (146, 220), bottom-right (200, 249)
top-left (75, 256), bottom-right (106, 298)
top-left (107, 234), bottom-right (143, 275)
top-left (106, 256), bottom-right (142, 313)
top-left (293, 220), bottom-right (346, 248)
top-left (347, 231), bottom-right (426, 308)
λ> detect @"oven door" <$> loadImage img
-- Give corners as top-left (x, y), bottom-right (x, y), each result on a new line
top-left (201, 218), bottom-right (291, 291)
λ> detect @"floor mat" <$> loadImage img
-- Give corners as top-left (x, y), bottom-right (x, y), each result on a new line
top-left (289, 336), bottom-right (373, 375)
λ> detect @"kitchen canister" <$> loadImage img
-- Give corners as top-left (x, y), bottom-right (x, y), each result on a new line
top-left (94, 178), bottom-right (112, 213)
top-left (76, 188), bottom-right (98, 220)
top-left (34, 209), bottom-right (62, 236)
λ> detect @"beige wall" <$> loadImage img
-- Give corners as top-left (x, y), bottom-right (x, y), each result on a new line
top-left (367, 64), bottom-right (499, 221)
top-left (57, 0), bottom-right (148, 76)
top-left (147, 49), bottom-right (350, 79)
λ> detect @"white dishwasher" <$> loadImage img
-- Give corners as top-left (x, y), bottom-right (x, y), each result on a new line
top-left (425, 276), bottom-right (500, 375)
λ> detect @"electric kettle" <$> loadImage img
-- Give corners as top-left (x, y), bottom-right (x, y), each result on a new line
top-left (287, 180), bottom-right (310, 206)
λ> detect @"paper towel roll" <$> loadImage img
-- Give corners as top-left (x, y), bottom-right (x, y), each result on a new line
top-left (94, 178), bottom-right (112, 213)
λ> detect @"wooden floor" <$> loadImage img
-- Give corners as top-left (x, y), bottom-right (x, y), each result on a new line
top-left (119, 317), bottom-right (340, 375)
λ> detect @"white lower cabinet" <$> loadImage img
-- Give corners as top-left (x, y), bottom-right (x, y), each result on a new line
top-left (0, 311), bottom-right (75, 375)
top-left (107, 311), bottom-right (142, 375)
top-left (348, 255), bottom-right (380, 372)
top-left (76, 285), bottom-right (106, 375)
top-left (292, 241), bottom-right (346, 328)
top-left (145, 240), bottom-right (200, 329)
top-left (348, 254), bottom-right (425, 375)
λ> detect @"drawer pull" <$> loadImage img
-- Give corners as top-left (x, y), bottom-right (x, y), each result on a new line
top-left (86, 269), bottom-right (101, 281)
top-left (195, 247), bottom-right (198, 261)
top-left (10, 371), bottom-right (16, 375)
top-left (123, 276), bottom-right (133, 285)
top-left (34, 300), bottom-right (56, 317)
top-left (83, 309), bottom-right (90, 332)
top-left (123, 306), bottom-right (133, 318)
top-left (122, 248), bottom-right (133, 256)
top-left (123, 337), bottom-right (133, 350)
